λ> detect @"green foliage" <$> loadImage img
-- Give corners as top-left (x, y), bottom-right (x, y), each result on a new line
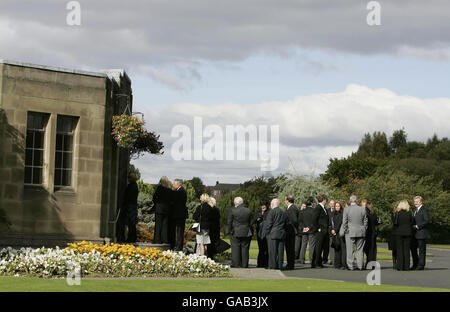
top-left (241, 175), bottom-right (285, 201)
top-left (389, 128), bottom-right (407, 153)
top-left (137, 179), bottom-right (155, 224)
top-left (189, 177), bottom-right (206, 198)
top-left (321, 157), bottom-right (381, 187)
top-left (128, 164), bottom-right (141, 180)
top-left (275, 174), bottom-right (331, 208)
top-left (182, 180), bottom-right (197, 203)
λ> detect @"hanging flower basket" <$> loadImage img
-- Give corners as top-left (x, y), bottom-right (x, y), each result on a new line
top-left (111, 114), bottom-right (164, 158)
top-left (111, 115), bottom-right (145, 148)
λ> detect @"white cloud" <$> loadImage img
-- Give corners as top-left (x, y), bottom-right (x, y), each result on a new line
top-left (133, 84), bottom-right (450, 185)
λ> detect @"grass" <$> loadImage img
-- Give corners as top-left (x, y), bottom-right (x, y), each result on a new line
top-left (0, 277), bottom-right (448, 292)
top-left (429, 244), bottom-right (450, 250)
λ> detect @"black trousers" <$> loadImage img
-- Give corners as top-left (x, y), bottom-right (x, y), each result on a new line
top-left (333, 236), bottom-right (347, 268)
top-left (154, 213), bottom-right (169, 244)
top-left (312, 231), bottom-right (327, 267)
top-left (411, 237), bottom-right (427, 269)
top-left (294, 235), bottom-right (302, 260)
top-left (257, 236), bottom-right (269, 268)
top-left (268, 238), bottom-right (285, 269)
top-left (322, 234), bottom-right (330, 263)
top-left (169, 217), bottom-right (186, 251)
top-left (364, 236), bottom-right (378, 265)
top-left (285, 229), bottom-right (296, 269)
top-left (230, 236), bottom-right (251, 268)
top-left (395, 235), bottom-right (411, 270)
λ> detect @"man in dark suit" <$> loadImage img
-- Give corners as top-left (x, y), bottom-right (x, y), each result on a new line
top-left (169, 179), bottom-right (188, 251)
top-left (284, 195), bottom-right (299, 270)
top-left (227, 197), bottom-right (253, 268)
top-left (311, 194), bottom-right (329, 268)
top-left (299, 198), bottom-right (316, 265)
top-left (265, 198), bottom-right (287, 270)
top-left (411, 196), bottom-right (431, 270)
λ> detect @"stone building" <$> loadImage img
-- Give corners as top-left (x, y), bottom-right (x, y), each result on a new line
top-left (0, 59), bottom-right (132, 247)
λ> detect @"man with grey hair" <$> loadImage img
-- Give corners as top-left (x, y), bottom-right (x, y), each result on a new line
top-left (343, 195), bottom-right (368, 270)
top-left (265, 198), bottom-right (288, 270)
top-left (227, 197), bottom-right (253, 268)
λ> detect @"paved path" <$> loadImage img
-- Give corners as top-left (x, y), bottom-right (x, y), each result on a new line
top-left (229, 244), bottom-right (450, 289)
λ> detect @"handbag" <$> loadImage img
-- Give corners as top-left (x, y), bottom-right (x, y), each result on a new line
top-left (190, 223), bottom-right (200, 233)
top-left (215, 238), bottom-right (231, 254)
top-left (331, 235), bottom-right (341, 250)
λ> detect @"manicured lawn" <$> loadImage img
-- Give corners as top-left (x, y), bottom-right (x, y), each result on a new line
top-left (429, 244), bottom-right (450, 250)
top-left (0, 277), bottom-right (448, 292)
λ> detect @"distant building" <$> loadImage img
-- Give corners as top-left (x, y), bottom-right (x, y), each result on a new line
top-left (0, 59), bottom-right (132, 247)
top-left (210, 181), bottom-right (241, 200)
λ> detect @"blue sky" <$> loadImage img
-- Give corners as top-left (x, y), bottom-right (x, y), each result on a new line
top-left (132, 50), bottom-right (450, 111)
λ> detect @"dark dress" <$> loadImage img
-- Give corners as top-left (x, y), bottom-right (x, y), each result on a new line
top-left (364, 211), bottom-right (380, 265)
top-left (207, 206), bottom-right (221, 259)
top-left (124, 181), bottom-right (139, 243)
top-left (253, 208), bottom-right (270, 268)
top-left (330, 210), bottom-right (347, 269)
top-left (152, 185), bottom-right (173, 244)
top-left (393, 210), bottom-right (413, 271)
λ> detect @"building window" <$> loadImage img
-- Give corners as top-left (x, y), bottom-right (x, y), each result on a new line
top-left (54, 115), bottom-right (78, 188)
top-left (24, 112), bottom-right (50, 185)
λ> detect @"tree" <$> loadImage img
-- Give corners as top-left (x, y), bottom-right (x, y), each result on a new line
top-left (356, 133), bottom-right (373, 158)
top-left (128, 164), bottom-right (141, 180)
top-left (189, 177), bottom-right (206, 199)
top-left (372, 131), bottom-right (390, 159)
top-left (276, 174), bottom-right (331, 208)
top-left (389, 128), bottom-right (407, 153)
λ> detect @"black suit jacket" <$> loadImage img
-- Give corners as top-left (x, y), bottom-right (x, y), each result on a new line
top-left (299, 206), bottom-right (315, 234)
top-left (253, 208), bottom-right (271, 239)
top-left (393, 210), bottom-right (413, 236)
top-left (209, 206), bottom-right (221, 242)
top-left (172, 186), bottom-right (188, 219)
top-left (265, 207), bottom-right (287, 240)
top-left (152, 185), bottom-right (173, 215)
top-left (330, 211), bottom-right (343, 234)
top-left (413, 205), bottom-right (431, 239)
top-left (193, 202), bottom-right (214, 231)
top-left (286, 204), bottom-right (299, 235)
top-left (227, 204), bottom-right (253, 238)
top-left (312, 204), bottom-right (329, 234)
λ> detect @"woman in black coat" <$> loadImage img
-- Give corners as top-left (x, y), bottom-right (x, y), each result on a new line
top-left (364, 202), bottom-right (381, 267)
top-left (330, 201), bottom-right (347, 269)
top-left (253, 200), bottom-right (270, 268)
top-left (193, 194), bottom-right (214, 256)
top-left (152, 176), bottom-right (173, 244)
top-left (393, 200), bottom-right (414, 271)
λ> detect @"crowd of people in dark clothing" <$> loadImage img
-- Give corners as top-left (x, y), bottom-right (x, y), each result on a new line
top-left (227, 194), bottom-right (430, 272)
top-left (118, 173), bottom-right (430, 272)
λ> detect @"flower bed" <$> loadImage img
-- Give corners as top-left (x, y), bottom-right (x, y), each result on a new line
top-left (0, 242), bottom-right (230, 278)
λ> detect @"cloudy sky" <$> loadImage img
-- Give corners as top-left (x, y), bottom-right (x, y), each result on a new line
top-left (1, 0), bottom-right (450, 185)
